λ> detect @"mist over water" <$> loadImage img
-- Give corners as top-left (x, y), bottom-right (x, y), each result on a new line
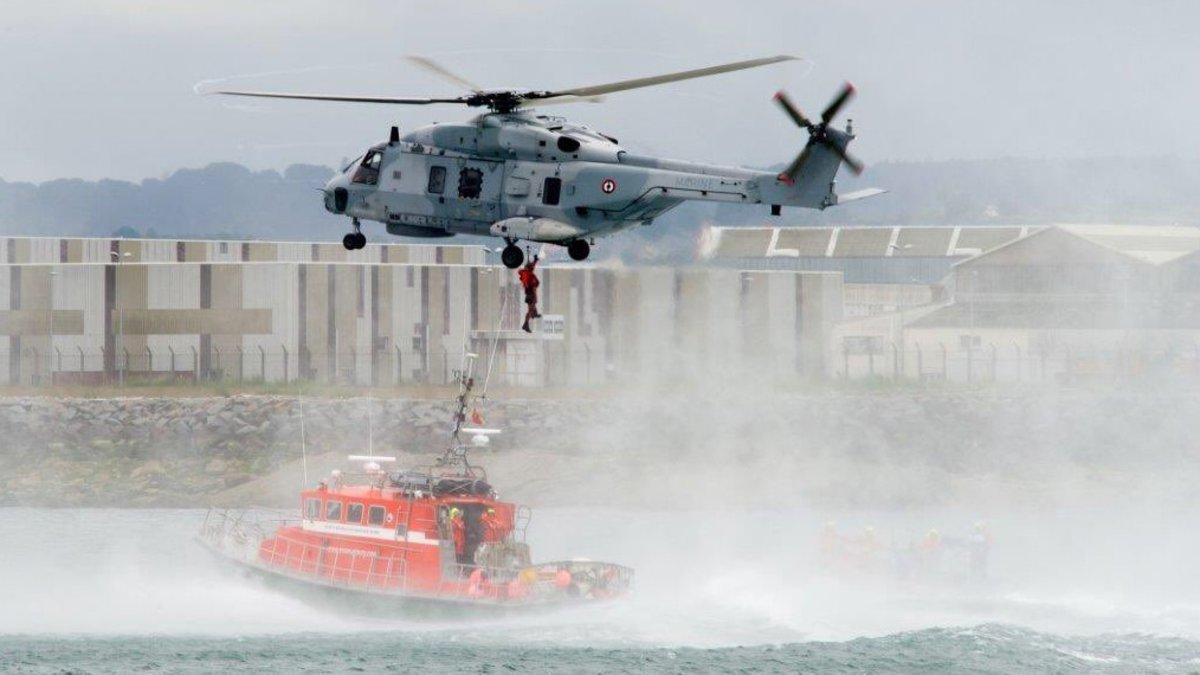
top-left (5, 371), bottom-right (1200, 671)
top-left (4, 500), bottom-right (1200, 647)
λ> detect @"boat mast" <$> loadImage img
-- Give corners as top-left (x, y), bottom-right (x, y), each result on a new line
top-left (450, 351), bottom-right (478, 446)
top-left (438, 352), bottom-right (479, 475)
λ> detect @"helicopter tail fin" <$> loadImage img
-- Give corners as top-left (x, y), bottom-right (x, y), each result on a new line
top-left (776, 133), bottom-right (851, 208)
top-left (765, 134), bottom-right (886, 210)
top-left (771, 85), bottom-right (874, 209)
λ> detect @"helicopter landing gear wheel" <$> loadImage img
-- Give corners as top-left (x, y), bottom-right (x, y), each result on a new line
top-left (343, 219), bottom-right (366, 250)
top-left (567, 239), bottom-right (591, 261)
top-left (501, 243), bottom-right (524, 269)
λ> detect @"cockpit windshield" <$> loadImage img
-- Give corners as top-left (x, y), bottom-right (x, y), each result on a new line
top-left (351, 148), bottom-right (382, 185)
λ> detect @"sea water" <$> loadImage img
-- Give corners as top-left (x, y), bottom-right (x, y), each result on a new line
top-left (2, 508), bottom-right (1199, 673)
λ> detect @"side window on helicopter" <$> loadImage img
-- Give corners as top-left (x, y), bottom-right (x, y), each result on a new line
top-left (542, 177), bottom-right (561, 206)
top-left (427, 166), bottom-right (446, 194)
top-left (458, 167), bottom-right (483, 199)
top-left (352, 150), bottom-right (382, 186)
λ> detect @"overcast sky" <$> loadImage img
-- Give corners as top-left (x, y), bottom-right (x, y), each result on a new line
top-left (1, 0), bottom-right (1197, 183)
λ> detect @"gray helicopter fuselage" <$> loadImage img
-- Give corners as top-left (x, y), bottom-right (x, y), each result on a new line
top-left (323, 111), bottom-right (850, 244)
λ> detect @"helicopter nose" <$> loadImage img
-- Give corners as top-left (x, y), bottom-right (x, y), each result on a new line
top-left (324, 176), bottom-right (349, 214)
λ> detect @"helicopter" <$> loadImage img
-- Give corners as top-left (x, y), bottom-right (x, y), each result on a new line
top-left (213, 55), bottom-right (884, 269)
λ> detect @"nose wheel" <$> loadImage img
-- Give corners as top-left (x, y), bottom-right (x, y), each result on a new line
top-left (342, 220), bottom-right (367, 250)
top-left (567, 239), bottom-right (591, 261)
top-left (501, 243), bottom-right (524, 269)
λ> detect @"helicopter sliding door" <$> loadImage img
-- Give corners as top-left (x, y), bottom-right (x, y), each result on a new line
top-left (445, 158), bottom-right (502, 229)
top-left (376, 151), bottom-right (501, 235)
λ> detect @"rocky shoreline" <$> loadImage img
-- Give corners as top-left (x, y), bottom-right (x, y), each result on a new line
top-left (0, 395), bottom-right (589, 507)
top-left (0, 386), bottom-right (1195, 508)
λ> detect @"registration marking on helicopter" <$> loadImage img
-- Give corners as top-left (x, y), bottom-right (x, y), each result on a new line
top-left (674, 176), bottom-right (718, 190)
top-left (394, 214), bottom-right (452, 227)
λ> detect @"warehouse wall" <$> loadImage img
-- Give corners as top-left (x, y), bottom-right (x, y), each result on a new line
top-left (0, 247), bottom-right (842, 387)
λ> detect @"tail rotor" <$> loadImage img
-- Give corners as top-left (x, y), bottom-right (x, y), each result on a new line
top-left (774, 83), bottom-right (864, 184)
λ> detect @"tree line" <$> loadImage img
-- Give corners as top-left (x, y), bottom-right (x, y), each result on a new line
top-left (2, 157), bottom-right (1197, 261)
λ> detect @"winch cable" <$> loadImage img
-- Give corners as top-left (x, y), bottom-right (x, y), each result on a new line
top-left (457, 276), bottom-right (473, 377)
top-left (479, 278), bottom-right (510, 409)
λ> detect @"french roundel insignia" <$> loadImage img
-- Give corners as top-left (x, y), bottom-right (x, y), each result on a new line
top-left (601, 178), bottom-right (617, 194)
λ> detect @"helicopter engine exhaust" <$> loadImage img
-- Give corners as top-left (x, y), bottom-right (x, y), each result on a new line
top-left (490, 217), bottom-right (586, 243)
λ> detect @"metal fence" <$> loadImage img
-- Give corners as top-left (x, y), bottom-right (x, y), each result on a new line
top-left (838, 341), bottom-right (1200, 383)
top-left (0, 342), bottom-right (616, 388)
top-left (13, 339), bottom-right (1198, 388)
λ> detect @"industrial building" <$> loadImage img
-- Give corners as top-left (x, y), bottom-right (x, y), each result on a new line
top-left (830, 225), bottom-right (1200, 381)
top-left (700, 224), bottom-right (1032, 318)
top-left (8, 223), bottom-right (1191, 388)
top-left (0, 236), bottom-right (842, 387)
top-left (700, 224), bottom-right (1031, 283)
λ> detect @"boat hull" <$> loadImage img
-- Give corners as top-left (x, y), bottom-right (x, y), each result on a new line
top-left (200, 538), bottom-right (526, 617)
top-left (198, 511), bottom-right (632, 617)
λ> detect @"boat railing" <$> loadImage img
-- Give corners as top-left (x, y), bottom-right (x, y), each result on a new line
top-left (262, 533), bottom-right (536, 602)
top-left (202, 509), bottom-right (632, 603)
top-left (265, 530), bottom-right (413, 592)
top-left (439, 559), bottom-right (635, 602)
top-left (513, 505), bottom-right (532, 543)
top-left (202, 508), bottom-right (299, 540)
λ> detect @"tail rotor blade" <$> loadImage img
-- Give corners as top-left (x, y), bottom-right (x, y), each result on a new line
top-left (773, 90), bottom-right (813, 129)
top-left (826, 140), bottom-right (865, 175)
top-left (779, 142), bottom-right (814, 183)
top-left (820, 82), bottom-right (856, 123)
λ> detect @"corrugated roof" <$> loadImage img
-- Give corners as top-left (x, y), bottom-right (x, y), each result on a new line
top-left (703, 225), bottom-right (1033, 260)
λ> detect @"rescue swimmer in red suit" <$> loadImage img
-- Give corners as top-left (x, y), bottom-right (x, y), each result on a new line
top-left (519, 253), bottom-right (541, 333)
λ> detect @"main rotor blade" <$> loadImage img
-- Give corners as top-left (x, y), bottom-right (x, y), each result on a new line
top-left (537, 54), bottom-right (800, 99)
top-left (820, 82), bottom-right (856, 123)
top-left (515, 94), bottom-right (607, 109)
top-left (773, 90), bottom-right (813, 129)
top-left (213, 90), bottom-right (466, 105)
top-left (405, 55), bottom-right (485, 93)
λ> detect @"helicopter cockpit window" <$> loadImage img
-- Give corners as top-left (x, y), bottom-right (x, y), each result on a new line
top-left (352, 151), bottom-right (381, 186)
top-left (427, 166), bottom-right (446, 194)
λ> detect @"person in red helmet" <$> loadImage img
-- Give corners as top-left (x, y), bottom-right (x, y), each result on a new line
top-left (518, 253), bottom-right (541, 333)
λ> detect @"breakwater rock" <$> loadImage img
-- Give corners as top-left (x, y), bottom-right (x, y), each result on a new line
top-left (0, 386), bottom-right (1195, 508)
top-left (0, 395), bottom-right (589, 506)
